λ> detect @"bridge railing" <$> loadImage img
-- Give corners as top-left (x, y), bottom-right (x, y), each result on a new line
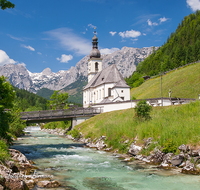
top-left (20, 107), bottom-right (102, 120)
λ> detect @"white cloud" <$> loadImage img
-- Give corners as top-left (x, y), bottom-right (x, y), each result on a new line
top-left (22, 45), bottom-right (35, 51)
top-left (88, 24), bottom-right (96, 28)
top-left (8, 34), bottom-right (24, 41)
top-left (100, 48), bottom-right (119, 54)
top-left (109, 31), bottom-right (117, 36)
top-left (147, 19), bottom-right (158, 26)
top-left (187, 0), bottom-right (200, 11)
top-left (143, 33), bottom-right (147, 36)
top-left (57, 54), bottom-right (73, 63)
top-left (119, 29), bottom-right (141, 38)
top-left (17, 62), bottom-right (26, 67)
top-left (0, 50), bottom-right (16, 66)
top-left (45, 28), bottom-right (91, 55)
top-left (159, 17), bottom-right (168, 23)
top-left (131, 39), bottom-right (138, 43)
top-left (37, 52), bottom-right (42, 55)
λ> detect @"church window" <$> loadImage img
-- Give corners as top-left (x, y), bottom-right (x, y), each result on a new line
top-left (108, 88), bottom-right (111, 97)
top-left (97, 90), bottom-right (98, 100)
top-left (102, 88), bottom-right (104, 98)
top-left (121, 90), bottom-right (123, 93)
top-left (99, 90), bottom-right (101, 99)
top-left (95, 62), bottom-right (98, 72)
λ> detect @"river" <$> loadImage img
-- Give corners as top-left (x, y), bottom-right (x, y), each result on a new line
top-left (11, 127), bottom-right (200, 190)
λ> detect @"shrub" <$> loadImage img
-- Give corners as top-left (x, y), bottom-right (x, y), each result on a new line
top-left (0, 139), bottom-right (10, 162)
top-left (134, 100), bottom-right (152, 120)
top-left (67, 129), bottom-right (81, 139)
top-left (162, 139), bottom-right (177, 154)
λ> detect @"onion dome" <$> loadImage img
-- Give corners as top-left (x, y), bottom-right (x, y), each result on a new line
top-left (89, 33), bottom-right (101, 58)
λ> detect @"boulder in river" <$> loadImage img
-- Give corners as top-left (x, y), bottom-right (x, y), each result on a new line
top-left (128, 143), bottom-right (142, 156)
top-left (37, 180), bottom-right (61, 188)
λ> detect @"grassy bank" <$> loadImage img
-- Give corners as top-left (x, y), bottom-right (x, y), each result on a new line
top-left (130, 62), bottom-right (200, 100)
top-left (74, 101), bottom-right (200, 154)
top-left (41, 120), bottom-right (71, 130)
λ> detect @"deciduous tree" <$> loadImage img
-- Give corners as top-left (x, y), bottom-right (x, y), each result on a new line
top-left (48, 90), bottom-right (69, 110)
top-left (0, 0), bottom-right (14, 10)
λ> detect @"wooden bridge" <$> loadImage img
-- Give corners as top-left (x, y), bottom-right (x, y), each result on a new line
top-left (20, 107), bottom-right (102, 125)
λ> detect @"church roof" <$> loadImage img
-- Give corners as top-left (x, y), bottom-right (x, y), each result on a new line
top-left (83, 64), bottom-right (130, 90)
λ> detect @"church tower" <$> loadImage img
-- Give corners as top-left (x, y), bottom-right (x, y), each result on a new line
top-left (88, 29), bottom-right (102, 82)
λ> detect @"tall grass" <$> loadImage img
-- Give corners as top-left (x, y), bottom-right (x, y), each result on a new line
top-left (75, 101), bottom-right (200, 153)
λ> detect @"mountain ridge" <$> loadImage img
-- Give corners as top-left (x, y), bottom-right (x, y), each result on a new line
top-left (0, 46), bottom-right (157, 94)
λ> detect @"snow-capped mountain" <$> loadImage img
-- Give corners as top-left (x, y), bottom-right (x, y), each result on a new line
top-left (0, 46), bottom-right (157, 93)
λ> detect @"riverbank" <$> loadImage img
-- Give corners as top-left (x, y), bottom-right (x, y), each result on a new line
top-left (11, 127), bottom-right (200, 190)
top-left (41, 127), bottom-right (200, 176)
top-left (0, 134), bottom-right (61, 189)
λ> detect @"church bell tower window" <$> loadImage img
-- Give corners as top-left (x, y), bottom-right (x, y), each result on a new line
top-left (95, 62), bottom-right (98, 72)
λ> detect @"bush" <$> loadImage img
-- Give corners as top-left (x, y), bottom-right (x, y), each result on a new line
top-left (162, 139), bottom-right (177, 154)
top-left (134, 100), bottom-right (152, 120)
top-left (0, 139), bottom-right (10, 162)
top-left (67, 129), bottom-right (81, 139)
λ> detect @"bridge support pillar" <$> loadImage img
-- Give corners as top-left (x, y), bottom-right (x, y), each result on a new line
top-left (70, 116), bottom-right (92, 130)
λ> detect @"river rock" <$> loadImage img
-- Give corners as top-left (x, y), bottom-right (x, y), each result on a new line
top-left (37, 180), bottom-right (61, 188)
top-left (171, 153), bottom-right (185, 166)
top-left (9, 149), bottom-right (30, 164)
top-left (144, 137), bottom-right (153, 149)
top-left (193, 156), bottom-right (200, 163)
top-left (190, 149), bottom-right (199, 157)
top-left (134, 155), bottom-right (143, 161)
top-left (181, 161), bottom-right (199, 175)
top-left (150, 150), bottom-right (165, 164)
top-left (178, 144), bottom-right (188, 153)
top-left (24, 179), bottom-right (36, 189)
top-left (5, 160), bottom-right (19, 173)
top-left (159, 153), bottom-right (174, 168)
top-left (5, 179), bottom-right (29, 190)
top-left (96, 140), bottom-right (107, 150)
top-left (104, 147), bottom-right (113, 152)
top-left (128, 143), bottom-right (142, 156)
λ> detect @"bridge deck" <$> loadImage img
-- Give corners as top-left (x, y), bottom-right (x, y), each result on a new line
top-left (20, 108), bottom-right (102, 123)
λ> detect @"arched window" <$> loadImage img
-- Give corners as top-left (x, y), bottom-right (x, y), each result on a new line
top-left (95, 62), bottom-right (98, 72)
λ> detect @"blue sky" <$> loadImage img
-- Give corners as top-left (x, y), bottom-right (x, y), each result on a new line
top-left (0, 0), bottom-right (199, 73)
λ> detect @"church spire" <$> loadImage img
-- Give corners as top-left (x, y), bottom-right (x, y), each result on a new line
top-left (89, 28), bottom-right (101, 58)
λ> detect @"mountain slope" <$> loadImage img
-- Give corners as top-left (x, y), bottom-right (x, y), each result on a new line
top-left (0, 46), bottom-right (156, 94)
top-left (137, 10), bottom-right (200, 76)
top-left (130, 62), bottom-right (200, 100)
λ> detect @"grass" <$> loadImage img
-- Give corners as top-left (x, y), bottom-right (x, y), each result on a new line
top-left (0, 139), bottom-right (10, 162)
top-left (42, 120), bottom-right (71, 130)
top-left (74, 101), bottom-right (200, 154)
top-left (130, 63), bottom-right (200, 99)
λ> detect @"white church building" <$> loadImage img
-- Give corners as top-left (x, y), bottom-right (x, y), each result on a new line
top-left (83, 32), bottom-right (130, 108)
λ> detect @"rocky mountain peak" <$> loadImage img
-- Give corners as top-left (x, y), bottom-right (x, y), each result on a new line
top-left (0, 46), bottom-right (157, 93)
top-left (42, 68), bottom-right (53, 75)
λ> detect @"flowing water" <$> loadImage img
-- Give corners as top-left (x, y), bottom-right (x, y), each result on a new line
top-left (12, 127), bottom-right (200, 190)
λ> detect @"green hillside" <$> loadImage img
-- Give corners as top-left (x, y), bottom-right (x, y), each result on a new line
top-left (130, 62), bottom-right (200, 100)
top-left (74, 100), bottom-right (200, 154)
top-left (36, 88), bottom-right (54, 100)
top-left (136, 10), bottom-right (200, 76)
top-left (61, 76), bottom-right (87, 105)
top-left (14, 87), bottom-right (48, 111)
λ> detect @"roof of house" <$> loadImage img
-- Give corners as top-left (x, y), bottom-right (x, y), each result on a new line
top-left (83, 64), bottom-right (130, 90)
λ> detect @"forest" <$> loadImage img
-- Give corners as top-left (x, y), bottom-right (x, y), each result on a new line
top-left (126, 10), bottom-right (200, 88)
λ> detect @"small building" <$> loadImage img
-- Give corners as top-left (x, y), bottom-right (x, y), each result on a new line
top-left (83, 32), bottom-right (130, 108)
